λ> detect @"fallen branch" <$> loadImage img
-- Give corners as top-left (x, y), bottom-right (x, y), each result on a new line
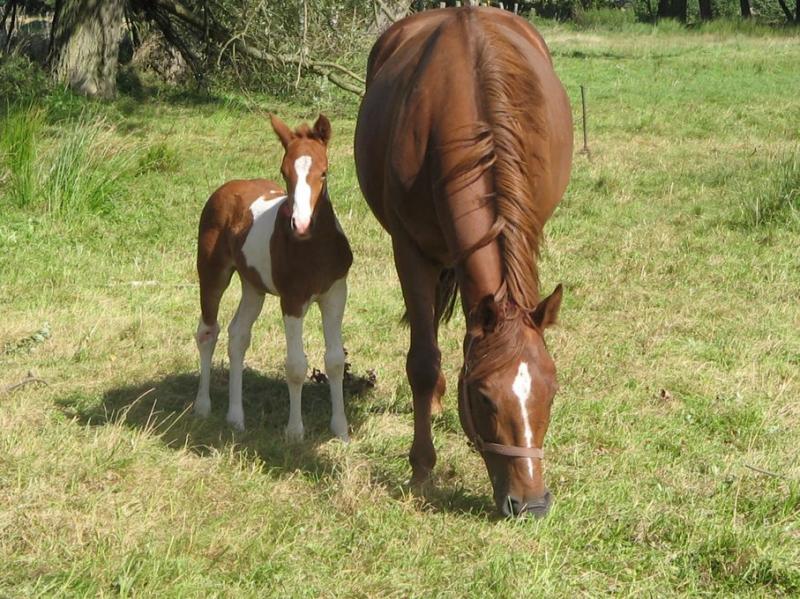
top-left (2, 374), bottom-right (49, 396)
top-left (744, 463), bottom-right (785, 479)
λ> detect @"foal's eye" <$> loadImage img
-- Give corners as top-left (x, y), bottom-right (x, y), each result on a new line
top-left (321, 171), bottom-right (328, 179)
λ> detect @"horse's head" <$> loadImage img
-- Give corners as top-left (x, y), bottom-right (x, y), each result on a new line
top-left (270, 113), bottom-right (332, 239)
top-left (460, 284), bottom-right (563, 518)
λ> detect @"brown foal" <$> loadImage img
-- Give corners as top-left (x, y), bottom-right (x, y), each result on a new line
top-left (195, 114), bottom-right (353, 441)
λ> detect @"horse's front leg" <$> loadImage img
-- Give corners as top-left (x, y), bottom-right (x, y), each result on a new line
top-left (392, 236), bottom-right (444, 485)
top-left (318, 277), bottom-right (349, 441)
top-left (282, 299), bottom-right (310, 442)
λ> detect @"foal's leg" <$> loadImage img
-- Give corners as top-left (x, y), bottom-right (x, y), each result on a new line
top-left (318, 277), bottom-right (349, 441)
top-left (226, 279), bottom-right (265, 431)
top-left (195, 264), bottom-right (233, 418)
top-left (282, 301), bottom-right (310, 442)
top-left (393, 236), bottom-right (444, 485)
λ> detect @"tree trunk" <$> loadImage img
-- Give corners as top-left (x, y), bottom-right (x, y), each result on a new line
top-left (698, 0), bottom-right (713, 19)
top-left (658, 0), bottom-right (687, 20)
top-left (739, 0), bottom-right (752, 17)
top-left (51, 0), bottom-right (125, 99)
top-left (776, 0), bottom-right (797, 20)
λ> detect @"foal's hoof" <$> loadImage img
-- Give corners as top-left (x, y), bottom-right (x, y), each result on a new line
top-left (226, 413), bottom-right (245, 432)
top-left (330, 418), bottom-right (350, 443)
top-left (194, 396), bottom-right (211, 418)
top-left (285, 423), bottom-right (305, 442)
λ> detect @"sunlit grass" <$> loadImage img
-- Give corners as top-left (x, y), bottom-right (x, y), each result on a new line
top-left (0, 24), bottom-right (799, 597)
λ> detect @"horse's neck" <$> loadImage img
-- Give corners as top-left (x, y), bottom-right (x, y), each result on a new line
top-left (437, 170), bottom-right (505, 317)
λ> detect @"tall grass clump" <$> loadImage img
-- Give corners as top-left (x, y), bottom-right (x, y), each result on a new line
top-left (0, 107), bottom-right (137, 216)
top-left (572, 7), bottom-right (638, 30)
top-left (0, 106), bottom-right (44, 208)
top-left (739, 153), bottom-right (800, 229)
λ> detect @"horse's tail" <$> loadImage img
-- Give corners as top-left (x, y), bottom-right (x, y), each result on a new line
top-left (435, 268), bottom-right (459, 323)
top-left (400, 268), bottom-right (459, 326)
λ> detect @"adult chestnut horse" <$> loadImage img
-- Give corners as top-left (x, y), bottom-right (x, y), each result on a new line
top-left (355, 7), bottom-right (572, 517)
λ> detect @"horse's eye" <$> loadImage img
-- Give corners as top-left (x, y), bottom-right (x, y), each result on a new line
top-left (321, 171), bottom-right (328, 179)
top-left (480, 393), bottom-right (497, 413)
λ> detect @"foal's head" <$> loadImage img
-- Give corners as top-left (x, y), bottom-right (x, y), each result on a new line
top-left (270, 113), bottom-right (332, 239)
top-left (460, 285), bottom-right (563, 518)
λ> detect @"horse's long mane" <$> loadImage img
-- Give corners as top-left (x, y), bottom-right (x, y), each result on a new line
top-left (439, 11), bottom-right (549, 321)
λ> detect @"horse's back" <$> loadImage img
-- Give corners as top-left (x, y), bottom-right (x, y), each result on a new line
top-left (355, 7), bottom-right (572, 234)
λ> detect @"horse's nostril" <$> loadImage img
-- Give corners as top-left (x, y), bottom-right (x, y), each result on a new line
top-left (290, 217), bottom-right (296, 230)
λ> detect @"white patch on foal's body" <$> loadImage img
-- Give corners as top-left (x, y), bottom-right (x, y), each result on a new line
top-left (292, 156), bottom-right (313, 233)
top-left (512, 361), bottom-right (535, 478)
top-left (241, 195), bottom-right (287, 294)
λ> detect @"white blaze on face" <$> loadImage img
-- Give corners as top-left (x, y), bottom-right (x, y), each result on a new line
top-left (292, 155), bottom-right (313, 234)
top-left (512, 361), bottom-right (535, 478)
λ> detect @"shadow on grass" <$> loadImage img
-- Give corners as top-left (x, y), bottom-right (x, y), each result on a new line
top-left (62, 367), bottom-right (494, 517)
top-left (67, 367), bottom-right (372, 480)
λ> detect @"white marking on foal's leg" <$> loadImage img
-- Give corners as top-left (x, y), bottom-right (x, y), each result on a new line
top-left (319, 277), bottom-right (349, 442)
top-left (292, 156), bottom-right (313, 234)
top-left (283, 307), bottom-right (309, 442)
top-left (512, 361), bottom-right (534, 478)
top-left (226, 280), bottom-right (264, 431)
top-left (195, 320), bottom-right (220, 417)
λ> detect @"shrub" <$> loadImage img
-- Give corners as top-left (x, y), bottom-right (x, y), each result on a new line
top-left (0, 55), bottom-right (51, 107)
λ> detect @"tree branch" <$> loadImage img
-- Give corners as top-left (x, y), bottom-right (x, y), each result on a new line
top-left (140, 0), bottom-right (365, 95)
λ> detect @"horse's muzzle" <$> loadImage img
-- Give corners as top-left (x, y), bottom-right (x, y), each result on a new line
top-left (499, 490), bottom-right (552, 518)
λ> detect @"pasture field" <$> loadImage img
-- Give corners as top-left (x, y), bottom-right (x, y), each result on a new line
top-left (1, 22), bottom-right (799, 597)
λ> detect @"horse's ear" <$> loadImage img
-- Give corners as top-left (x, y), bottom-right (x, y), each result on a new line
top-left (390, 86), bottom-right (430, 191)
top-left (475, 294), bottom-right (500, 335)
top-left (313, 114), bottom-right (332, 145)
top-left (270, 113), bottom-right (293, 148)
top-left (531, 284), bottom-right (563, 330)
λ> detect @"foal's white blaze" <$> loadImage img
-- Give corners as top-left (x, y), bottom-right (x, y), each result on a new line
top-left (241, 195), bottom-right (287, 294)
top-left (512, 361), bottom-right (534, 478)
top-left (292, 155), bottom-right (313, 234)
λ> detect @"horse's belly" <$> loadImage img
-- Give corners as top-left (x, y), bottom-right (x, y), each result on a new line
top-left (240, 195), bottom-right (287, 294)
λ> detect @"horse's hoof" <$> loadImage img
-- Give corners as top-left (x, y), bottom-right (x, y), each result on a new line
top-left (430, 397), bottom-right (443, 416)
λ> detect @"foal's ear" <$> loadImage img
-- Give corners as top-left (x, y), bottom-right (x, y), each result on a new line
top-left (531, 284), bottom-right (563, 330)
top-left (313, 114), bottom-right (332, 145)
top-left (475, 294), bottom-right (500, 335)
top-left (270, 113), bottom-right (294, 148)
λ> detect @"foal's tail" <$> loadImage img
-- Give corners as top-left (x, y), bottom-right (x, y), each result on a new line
top-left (400, 269), bottom-right (459, 326)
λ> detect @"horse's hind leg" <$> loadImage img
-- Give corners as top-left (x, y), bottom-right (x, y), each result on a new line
top-left (195, 262), bottom-right (234, 418)
top-left (226, 278), bottom-right (265, 431)
top-left (318, 277), bottom-right (349, 441)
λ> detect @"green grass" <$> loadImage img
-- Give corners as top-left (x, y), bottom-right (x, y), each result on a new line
top-left (1, 25), bottom-right (799, 597)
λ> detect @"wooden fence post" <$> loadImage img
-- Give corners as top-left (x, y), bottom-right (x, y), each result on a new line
top-left (580, 85), bottom-right (590, 155)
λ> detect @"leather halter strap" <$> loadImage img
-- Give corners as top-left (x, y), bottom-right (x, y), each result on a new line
top-left (459, 365), bottom-right (544, 460)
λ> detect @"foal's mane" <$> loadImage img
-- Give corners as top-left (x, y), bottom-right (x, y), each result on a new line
top-left (440, 11), bottom-right (549, 317)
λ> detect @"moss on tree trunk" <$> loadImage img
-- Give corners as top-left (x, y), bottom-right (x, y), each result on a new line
top-left (51, 0), bottom-right (124, 99)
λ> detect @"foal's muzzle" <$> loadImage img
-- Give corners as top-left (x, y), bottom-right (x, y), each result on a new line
top-left (290, 215), bottom-right (313, 237)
